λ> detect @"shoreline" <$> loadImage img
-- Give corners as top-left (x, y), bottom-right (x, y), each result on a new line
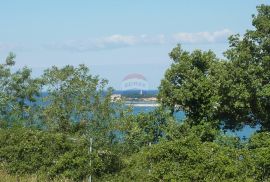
top-left (125, 103), bottom-right (160, 107)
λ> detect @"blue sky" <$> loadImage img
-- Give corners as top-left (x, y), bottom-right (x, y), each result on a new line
top-left (1, 0), bottom-right (269, 89)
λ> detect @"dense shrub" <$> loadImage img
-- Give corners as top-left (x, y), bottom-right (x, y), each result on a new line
top-left (103, 134), bottom-right (254, 181)
top-left (0, 128), bottom-right (123, 181)
top-left (248, 132), bottom-right (270, 181)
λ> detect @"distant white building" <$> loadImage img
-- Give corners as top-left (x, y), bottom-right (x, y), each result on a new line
top-left (111, 94), bottom-right (122, 101)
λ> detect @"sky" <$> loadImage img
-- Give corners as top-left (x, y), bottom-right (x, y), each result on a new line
top-left (1, 0), bottom-right (269, 89)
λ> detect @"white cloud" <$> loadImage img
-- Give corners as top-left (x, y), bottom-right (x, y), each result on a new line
top-left (172, 29), bottom-right (233, 44)
top-left (45, 34), bottom-right (167, 52)
top-left (0, 42), bottom-right (24, 52)
top-left (44, 29), bottom-right (233, 52)
top-left (97, 35), bottom-right (137, 47)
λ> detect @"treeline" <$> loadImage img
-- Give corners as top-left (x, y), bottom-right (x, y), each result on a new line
top-left (1, 4), bottom-right (270, 182)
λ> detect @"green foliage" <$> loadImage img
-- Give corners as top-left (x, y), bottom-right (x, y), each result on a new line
top-left (41, 65), bottom-right (110, 132)
top-left (40, 64), bottom-right (128, 152)
top-left (0, 128), bottom-right (124, 181)
top-left (91, 150), bottom-right (123, 178)
top-left (103, 130), bottom-right (270, 182)
top-left (248, 132), bottom-right (270, 181)
top-left (0, 53), bottom-right (42, 127)
top-left (222, 5), bottom-right (270, 130)
top-left (2, 4), bottom-right (270, 181)
top-left (0, 53), bottom-right (126, 181)
top-left (158, 5), bottom-right (270, 131)
top-left (0, 128), bottom-right (87, 179)
top-left (158, 45), bottom-right (222, 127)
top-left (116, 108), bottom-right (173, 155)
top-left (104, 133), bottom-right (254, 181)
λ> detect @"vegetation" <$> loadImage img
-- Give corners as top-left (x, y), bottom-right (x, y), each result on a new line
top-left (159, 4), bottom-right (270, 131)
top-left (1, 4), bottom-right (270, 182)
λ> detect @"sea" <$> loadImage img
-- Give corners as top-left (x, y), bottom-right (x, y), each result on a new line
top-left (130, 101), bottom-right (259, 139)
top-left (38, 91), bottom-right (258, 138)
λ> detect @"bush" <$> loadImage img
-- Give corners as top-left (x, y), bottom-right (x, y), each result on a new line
top-left (0, 127), bottom-right (124, 181)
top-left (248, 132), bottom-right (270, 181)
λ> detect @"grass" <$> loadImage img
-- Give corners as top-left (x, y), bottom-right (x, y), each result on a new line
top-left (0, 170), bottom-right (82, 182)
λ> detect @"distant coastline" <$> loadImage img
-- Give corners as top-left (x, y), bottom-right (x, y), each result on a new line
top-left (124, 101), bottom-right (160, 107)
top-left (111, 90), bottom-right (159, 107)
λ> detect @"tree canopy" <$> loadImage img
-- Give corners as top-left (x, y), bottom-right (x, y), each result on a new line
top-left (159, 4), bottom-right (270, 131)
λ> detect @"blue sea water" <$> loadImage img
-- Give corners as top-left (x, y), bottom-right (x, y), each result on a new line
top-left (132, 105), bottom-right (258, 139)
top-left (132, 105), bottom-right (185, 121)
top-left (33, 92), bottom-right (259, 138)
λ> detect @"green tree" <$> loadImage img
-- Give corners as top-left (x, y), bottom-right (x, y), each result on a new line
top-left (159, 5), bottom-right (270, 131)
top-left (158, 45), bottom-right (221, 127)
top-left (0, 53), bottom-right (42, 127)
top-left (223, 5), bottom-right (270, 130)
top-left (41, 64), bottom-right (127, 150)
